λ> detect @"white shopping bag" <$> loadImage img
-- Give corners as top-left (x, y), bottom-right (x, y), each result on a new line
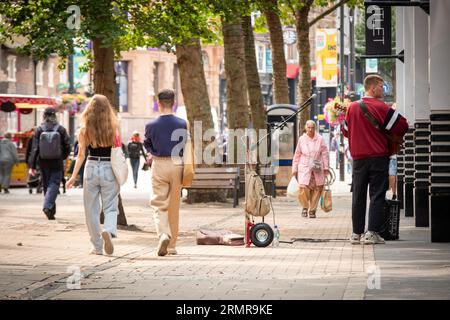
top-left (287, 176), bottom-right (299, 198)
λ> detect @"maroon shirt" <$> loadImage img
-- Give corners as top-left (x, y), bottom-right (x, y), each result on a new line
top-left (341, 97), bottom-right (409, 160)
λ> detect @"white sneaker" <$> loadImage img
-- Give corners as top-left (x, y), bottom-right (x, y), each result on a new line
top-left (167, 248), bottom-right (177, 255)
top-left (89, 248), bottom-right (103, 255)
top-left (157, 233), bottom-right (170, 256)
top-left (363, 231), bottom-right (385, 245)
top-left (101, 231), bottom-right (114, 255)
top-left (350, 233), bottom-right (363, 245)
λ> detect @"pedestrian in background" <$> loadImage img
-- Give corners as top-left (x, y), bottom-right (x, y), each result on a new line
top-left (127, 131), bottom-right (147, 188)
top-left (0, 132), bottom-right (19, 194)
top-left (66, 94), bottom-right (121, 256)
top-left (292, 120), bottom-right (330, 219)
top-left (388, 155), bottom-right (398, 200)
top-left (144, 89), bottom-right (187, 256)
top-left (30, 108), bottom-right (71, 219)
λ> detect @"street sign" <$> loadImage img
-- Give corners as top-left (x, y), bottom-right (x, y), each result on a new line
top-left (365, 4), bottom-right (392, 55)
top-left (383, 82), bottom-right (389, 93)
top-left (366, 58), bottom-right (378, 73)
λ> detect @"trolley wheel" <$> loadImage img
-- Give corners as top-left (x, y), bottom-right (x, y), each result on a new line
top-left (250, 223), bottom-right (274, 247)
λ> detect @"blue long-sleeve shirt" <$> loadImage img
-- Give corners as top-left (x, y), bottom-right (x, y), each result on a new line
top-left (144, 115), bottom-right (187, 157)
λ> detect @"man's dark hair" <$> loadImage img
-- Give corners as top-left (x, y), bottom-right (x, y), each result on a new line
top-left (157, 89), bottom-right (175, 109)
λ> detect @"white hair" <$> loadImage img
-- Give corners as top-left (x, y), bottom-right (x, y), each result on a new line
top-left (305, 120), bottom-right (316, 128)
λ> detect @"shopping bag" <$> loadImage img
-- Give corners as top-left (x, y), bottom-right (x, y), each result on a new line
top-left (320, 185), bottom-right (332, 212)
top-left (111, 134), bottom-right (128, 186)
top-left (182, 120), bottom-right (195, 187)
top-left (287, 176), bottom-right (299, 198)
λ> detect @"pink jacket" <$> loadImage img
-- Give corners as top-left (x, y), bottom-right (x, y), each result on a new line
top-left (292, 133), bottom-right (330, 186)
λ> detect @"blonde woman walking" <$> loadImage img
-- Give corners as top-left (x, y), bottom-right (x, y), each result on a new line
top-left (66, 94), bottom-right (120, 255)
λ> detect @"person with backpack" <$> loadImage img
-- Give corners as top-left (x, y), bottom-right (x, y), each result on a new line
top-left (342, 74), bottom-right (408, 245)
top-left (66, 94), bottom-right (121, 256)
top-left (0, 132), bottom-right (19, 194)
top-left (292, 120), bottom-right (330, 219)
top-left (127, 131), bottom-right (147, 188)
top-left (144, 89), bottom-right (187, 257)
top-left (30, 108), bottom-right (71, 220)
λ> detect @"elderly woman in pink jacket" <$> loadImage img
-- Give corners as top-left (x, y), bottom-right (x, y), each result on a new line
top-left (292, 120), bottom-right (330, 218)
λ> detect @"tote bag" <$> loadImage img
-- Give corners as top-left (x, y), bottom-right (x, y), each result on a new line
top-left (111, 134), bottom-right (129, 186)
top-left (182, 120), bottom-right (195, 187)
top-left (320, 184), bottom-right (332, 212)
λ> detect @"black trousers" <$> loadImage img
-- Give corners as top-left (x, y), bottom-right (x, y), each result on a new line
top-left (352, 156), bottom-right (389, 234)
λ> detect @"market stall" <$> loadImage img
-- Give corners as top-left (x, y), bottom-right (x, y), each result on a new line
top-left (0, 94), bottom-right (57, 186)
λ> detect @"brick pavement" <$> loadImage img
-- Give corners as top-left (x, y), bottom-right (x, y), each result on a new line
top-left (0, 168), bottom-right (449, 300)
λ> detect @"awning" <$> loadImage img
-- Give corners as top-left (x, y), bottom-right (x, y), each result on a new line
top-left (0, 94), bottom-right (56, 106)
top-left (0, 94), bottom-right (56, 112)
top-left (286, 64), bottom-right (317, 80)
top-left (286, 64), bottom-right (299, 79)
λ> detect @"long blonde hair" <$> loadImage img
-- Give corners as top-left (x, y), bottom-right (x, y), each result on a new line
top-left (80, 94), bottom-right (118, 148)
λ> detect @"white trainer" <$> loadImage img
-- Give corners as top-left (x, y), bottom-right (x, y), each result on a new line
top-left (363, 231), bottom-right (385, 245)
top-left (157, 233), bottom-right (171, 256)
top-left (101, 231), bottom-right (114, 255)
top-left (350, 233), bottom-right (363, 245)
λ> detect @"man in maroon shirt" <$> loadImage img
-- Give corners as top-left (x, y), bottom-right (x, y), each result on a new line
top-left (342, 74), bottom-right (408, 245)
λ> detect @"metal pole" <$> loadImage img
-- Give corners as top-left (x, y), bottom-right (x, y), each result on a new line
top-left (68, 55), bottom-right (75, 145)
top-left (349, 7), bottom-right (356, 92)
top-left (33, 59), bottom-right (38, 126)
top-left (339, 4), bottom-right (345, 181)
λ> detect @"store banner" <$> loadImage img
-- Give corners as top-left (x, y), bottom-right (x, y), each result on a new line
top-left (315, 29), bottom-right (338, 87)
top-left (365, 4), bottom-right (392, 55)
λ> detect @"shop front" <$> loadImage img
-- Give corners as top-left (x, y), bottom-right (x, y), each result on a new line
top-left (0, 94), bottom-right (57, 186)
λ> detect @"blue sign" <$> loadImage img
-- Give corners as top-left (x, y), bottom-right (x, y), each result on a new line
top-left (383, 82), bottom-right (389, 93)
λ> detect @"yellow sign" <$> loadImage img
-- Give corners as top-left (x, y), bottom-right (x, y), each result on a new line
top-left (318, 114), bottom-right (325, 120)
top-left (315, 29), bottom-right (338, 87)
top-left (10, 162), bottom-right (28, 186)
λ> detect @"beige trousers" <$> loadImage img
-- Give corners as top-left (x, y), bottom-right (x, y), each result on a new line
top-left (150, 158), bottom-right (183, 249)
top-left (298, 187), bottom-right (323, 212)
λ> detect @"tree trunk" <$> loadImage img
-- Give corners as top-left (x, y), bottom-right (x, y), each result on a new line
top-left (176, 38), bottom-right (214, 137)
top-left (295, 1), bottom-right (313, 131)
top-left (264, 0), bottom-right (290, 104)
top-left (93, 38), bottom-right (116, 108)
top-left (242, 14), bottom-right (266, 132)
top-left (176, 38), bottom-right (226, 203)
top-left (93, 37), bottom-right (127, 226)
top-left (222, 15), bottom-right (249, 164)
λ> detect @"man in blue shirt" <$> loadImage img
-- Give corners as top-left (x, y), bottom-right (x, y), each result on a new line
top-left (144, 89), bottom-right (187, 256)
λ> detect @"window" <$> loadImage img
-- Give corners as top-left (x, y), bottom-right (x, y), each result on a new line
top-left (48, 62), bottom-right (54, 88)
top-left (7, 55), bottom-right (17, 82)
top-left (36, 61), bottom-right (43, 86)
top-left (173, 64), bottom-right (180, 106)
top-left (153, 62), bottom-right (160, 95)
top-left (115, 61), bottom-right (129, 113)
top-left (256, 44), bottom-right (266, 72)
top-left (202, 51), bottom-right (209, 69)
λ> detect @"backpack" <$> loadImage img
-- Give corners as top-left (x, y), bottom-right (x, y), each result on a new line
top-left (39, 124), bottom-right (61, 160)
top-left (245, 170), bottom-right (271, 217)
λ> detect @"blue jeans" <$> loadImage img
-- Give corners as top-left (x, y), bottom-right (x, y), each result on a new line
top-left (41, 167), bottom-right (62, 211)
top-left (130, 158), bottom-right (140, 185)
top-left (83, 160), bottom-right (119, 251)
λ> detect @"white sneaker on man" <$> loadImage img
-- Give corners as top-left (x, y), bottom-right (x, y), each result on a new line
top-left (363, 231), bottom-right (385, 244)
top-left (157, 233), bottom-right (171, 256)
top-left (350, 233), bottom-right (364, 245)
